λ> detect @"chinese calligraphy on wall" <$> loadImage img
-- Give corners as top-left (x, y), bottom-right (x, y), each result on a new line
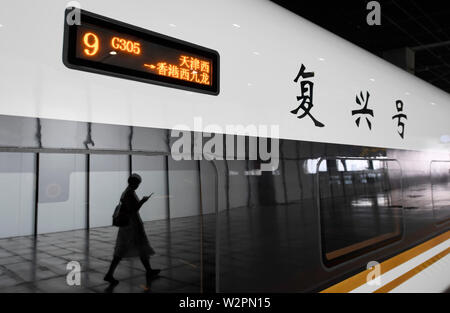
top-left (291, 62), bottom-right (407, 139)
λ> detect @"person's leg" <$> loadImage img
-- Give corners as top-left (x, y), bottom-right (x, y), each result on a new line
top-left (140, 255), bottom-right (152, 272)
top-left (140, 255), bottom-right (160, 285)
top-left (104, 256), bottom-right (121, 283)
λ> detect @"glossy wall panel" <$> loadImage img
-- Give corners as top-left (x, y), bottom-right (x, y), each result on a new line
top-left (89, 155), bottom-right (129, 228)
top-left (431, 161), bottom-right (450, 224)
top-left (0, 153), bottom-right (35, 238)
top-left (37, 154), bottom-right (87, 234)
top-left (131, 155), bottom-right (168, 221)
top-left (167, 158), bottom-right (201, 219)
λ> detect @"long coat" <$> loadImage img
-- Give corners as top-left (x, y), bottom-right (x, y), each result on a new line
top-left (113, 187), bottom-right (155, 258)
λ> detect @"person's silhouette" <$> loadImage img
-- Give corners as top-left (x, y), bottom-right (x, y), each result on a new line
top-left (104, 173), bottom-right (160, 287)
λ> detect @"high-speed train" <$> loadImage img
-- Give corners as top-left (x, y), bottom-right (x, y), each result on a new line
top-left (0, 0), bottom-right (449, 293)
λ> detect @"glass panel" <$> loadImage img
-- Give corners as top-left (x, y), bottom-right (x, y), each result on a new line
top-left (167, 158), bottom-right (201, 218)
top-left (40, 119), bottom-right (87, 149)
top-left (216, 158), bottom-right (317, 292)
top-left (431, 161), bottom-right (450, 224)
top-left (90, 124), bottom-right (131, 151)
top-left (132, 127), bottom-right (169, 153)
top-left (37, 154), bottom-right (87, 234)
top-left (228, 161), bottom-right (249, 209)
top-left (0, 152), bottom-right (35, 238)
top-left (345, 159), bottom-right (369, 171)
top-left (0, 115), bottom-right (39, 148)
top-left (131, 155), bottom-right (168, 221)
top-left (304, 158), bottom-right (327, 174)
top-left (319, 158), bottom-right (403, 266)
top-left (89, 155), bottom-right (129, 228)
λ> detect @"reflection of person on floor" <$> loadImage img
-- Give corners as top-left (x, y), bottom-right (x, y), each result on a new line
top-left (104, 173), bottom-right (160, 287)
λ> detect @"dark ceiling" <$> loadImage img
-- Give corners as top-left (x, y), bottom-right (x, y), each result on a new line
top-left (271, 0), bottom-right (450, 93)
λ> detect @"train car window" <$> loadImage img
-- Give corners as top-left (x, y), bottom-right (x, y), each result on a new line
top-left (304, 158), bottom-right (328, 174)
top-left (345, 159), bottom-right (369, 171)
top-left (318, 158), bottom-right (403, 267)
top-left (63, 9), bottom-right (220, 95)
top-left (430, 161), bottom-right (450, 225)
top-left (336, 159), bottom-right (346, 172)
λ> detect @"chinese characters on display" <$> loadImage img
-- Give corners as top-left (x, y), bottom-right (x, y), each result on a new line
top-left (144, 55), bottom-right (211, 85)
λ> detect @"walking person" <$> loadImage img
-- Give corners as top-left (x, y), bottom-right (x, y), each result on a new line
top-left (104, 173), bottom-right (160, 287)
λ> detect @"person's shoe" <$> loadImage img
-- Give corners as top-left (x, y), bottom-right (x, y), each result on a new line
top-left (145, 269), bottom-right (161, 285)
top-left (148, 269), bottom-right (161, 277)
top-left (104, 274), bottom-right (119, 285)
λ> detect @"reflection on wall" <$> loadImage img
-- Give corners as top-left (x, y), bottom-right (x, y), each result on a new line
top-left (318, 158), bottom-right (403, 266)
top-left (168, 159), bottom-right (201, 219)
top-left (132, 155), bottom-right (168, 221)
top-left (431, 161), bottom-right (450, 223)
top-left (0, 153), bottom-right (35, 238)
top-left (89, 155), bottom-right (129, 228)
top-left (38, 154), bottom-right (86, 234)
top-left (228, 162), bottom-right (249, 209)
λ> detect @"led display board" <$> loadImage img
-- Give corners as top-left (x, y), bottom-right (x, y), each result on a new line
top-left (63, 9), bottom-right (220, 95)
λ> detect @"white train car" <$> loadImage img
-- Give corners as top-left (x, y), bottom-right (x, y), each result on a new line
top-left (0, 0), bottom-right (449, 293)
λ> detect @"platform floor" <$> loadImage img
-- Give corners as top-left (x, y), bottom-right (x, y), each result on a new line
top-left (0, 216), bottom-right (208, 293)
